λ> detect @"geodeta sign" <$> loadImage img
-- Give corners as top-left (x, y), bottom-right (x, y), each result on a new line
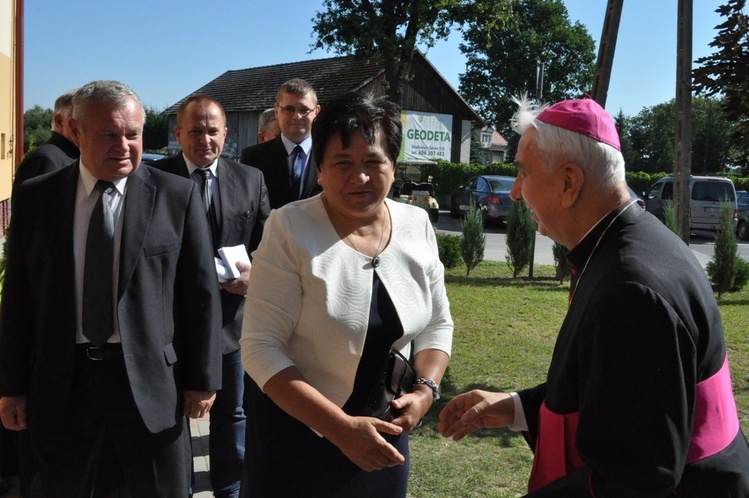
top-left (399, 111), bottom-right (453, 162)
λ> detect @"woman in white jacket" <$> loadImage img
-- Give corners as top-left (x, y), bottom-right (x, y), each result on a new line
top-left (240, 92), bottom-right (453, 497)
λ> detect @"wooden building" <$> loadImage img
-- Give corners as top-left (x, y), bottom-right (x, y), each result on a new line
top-left (163, 51), bottom-right (484, 163)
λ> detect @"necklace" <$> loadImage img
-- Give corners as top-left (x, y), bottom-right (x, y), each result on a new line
top-left (346, 214), bottom-right (388, 268)
top-left (569, 200), bottom-right (636, 303)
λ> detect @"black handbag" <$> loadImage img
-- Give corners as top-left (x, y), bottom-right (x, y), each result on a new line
top-left (362, 349), bottom-right (416, 421)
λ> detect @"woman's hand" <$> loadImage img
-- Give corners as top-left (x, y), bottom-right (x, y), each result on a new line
top-left (390, 388), bottom-right (433, 432)
top-left (326, 416), bottom-right (405, 472)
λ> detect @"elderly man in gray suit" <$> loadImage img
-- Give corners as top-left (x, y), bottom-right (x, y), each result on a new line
top-left (0, 80), bottom-right (222, 498)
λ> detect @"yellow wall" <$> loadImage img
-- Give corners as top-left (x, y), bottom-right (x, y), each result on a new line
top-left (0, 0), bottom-right (16, 202)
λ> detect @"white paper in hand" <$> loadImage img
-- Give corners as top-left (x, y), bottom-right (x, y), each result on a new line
top-left (218, 245), bottom-right (251, 280)
top-left (215, 257), bottom-right (233, 283)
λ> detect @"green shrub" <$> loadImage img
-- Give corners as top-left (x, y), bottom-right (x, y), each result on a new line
top-left (732, 257), bottom-right (749, 291)
top-left (505, 201), bottom-right (537, 278)
top-left (708, 198), bottom-right (738, 297)
top-left (436, 232), bottom-right (462, 269)
top-left (460, 201), bottom-right (485, 276)
top-left (663, 200), bottom-right (682, 239)
top-left (552, 242), bottom-right (572, 283)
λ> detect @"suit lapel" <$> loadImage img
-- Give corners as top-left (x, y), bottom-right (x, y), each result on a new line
top-left (216, 158), bottom-right (236, 248)
top-left (118, 166), bottom-right (156, 298)
top-left (302, 154), bottom-right (319, 198)
top-left (57, 166), bottom-right (81, 329)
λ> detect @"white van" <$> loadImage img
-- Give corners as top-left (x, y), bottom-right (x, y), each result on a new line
top-left (644, 176), bottom-right (737, 231)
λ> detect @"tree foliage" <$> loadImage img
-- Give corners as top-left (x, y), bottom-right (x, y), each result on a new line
top-left (23, 105), bottom-right (53, 152)
top-left (693, 0), bottom-right (749, 165)
top-left (312, 0), bottom-right (486, 103)
top-left (458, 0), bottom-right (595, 135)
top-left (143, 106), bottom-right (169, 151)
top-left (619, 97), bottom-right (739, 174)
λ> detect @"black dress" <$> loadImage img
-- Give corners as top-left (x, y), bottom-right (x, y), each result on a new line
top-left (241, 273), bottom-right (409, 497)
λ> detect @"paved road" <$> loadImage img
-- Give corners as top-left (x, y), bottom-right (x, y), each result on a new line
top-left (433, 211), bottom-right (749, 270)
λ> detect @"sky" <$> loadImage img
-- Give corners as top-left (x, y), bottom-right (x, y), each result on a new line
top-left (22, 0), bottom-right (724, 119)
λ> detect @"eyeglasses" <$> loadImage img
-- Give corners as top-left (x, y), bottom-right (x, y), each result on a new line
top-left (277, 105), bottom-right (315, 117)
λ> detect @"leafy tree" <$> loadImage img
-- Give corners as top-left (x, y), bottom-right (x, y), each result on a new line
top-left (143, 106), bottom-right (169, 151)
top-left (458, 0), bottom-right (595, 135)
top-left (693, 0), bottom-right (749, 166)
top-left (23, 105), bottom-right (53, 152)
top-left (622, 97), bottom-right (738, 174)
top-left (311, 0), bottom-right (511, 104)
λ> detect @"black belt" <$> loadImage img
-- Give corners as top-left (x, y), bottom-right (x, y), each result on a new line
top-left (77, 343), bottom-right (123, 361)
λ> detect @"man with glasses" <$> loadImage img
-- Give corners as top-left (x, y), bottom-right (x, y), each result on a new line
top-left (241, 78), bottom-right (322, 209)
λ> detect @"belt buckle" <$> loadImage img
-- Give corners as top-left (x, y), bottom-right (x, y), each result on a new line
top-left (86, 346), bottom-right (104, 361)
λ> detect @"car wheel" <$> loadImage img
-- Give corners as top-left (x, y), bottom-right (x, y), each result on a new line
top-left (450, 197), bottom-right (460, 218)
top-left (738, 220), bottom-right (749, 241)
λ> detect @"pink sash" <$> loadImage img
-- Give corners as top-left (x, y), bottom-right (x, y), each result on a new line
top-left (527, 356), bottom-right (739, 492)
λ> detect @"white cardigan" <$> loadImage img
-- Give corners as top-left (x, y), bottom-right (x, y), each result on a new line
top-left (240, 195), bottom-right (453, 409)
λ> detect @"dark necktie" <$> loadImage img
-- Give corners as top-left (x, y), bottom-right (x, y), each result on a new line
top-left (196, 168), bottom-right (220, 249)
top-left (291, 145), bottom-right (304, 199)
top-left (82, 180), bottom-right (116, 346)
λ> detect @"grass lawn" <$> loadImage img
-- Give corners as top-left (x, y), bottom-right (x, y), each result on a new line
top-left (407, 261), bottom-right (749, 497)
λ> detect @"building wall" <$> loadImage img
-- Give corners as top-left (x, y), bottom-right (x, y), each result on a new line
top-left (0, 0), bottom-right (17, 234)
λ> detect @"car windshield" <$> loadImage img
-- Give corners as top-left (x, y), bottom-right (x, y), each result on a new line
top-left (488, 179), bottom-right (513, 192)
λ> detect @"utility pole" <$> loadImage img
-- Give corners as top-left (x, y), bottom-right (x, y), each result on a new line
top-left (674, 0), bottom-right (693, 244)
top-left (591, 0), bottom-right (623, 106)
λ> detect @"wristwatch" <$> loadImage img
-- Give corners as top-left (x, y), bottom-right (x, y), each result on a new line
top-left (415, 378), bottom-right (441, 401)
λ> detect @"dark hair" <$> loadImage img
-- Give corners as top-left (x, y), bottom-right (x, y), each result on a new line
top-left (312, 92), bottom-right (401, 167)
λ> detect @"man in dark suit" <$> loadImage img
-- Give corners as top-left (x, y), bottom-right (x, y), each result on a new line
top-left (0, 80), bottom-right (222, 498)
top-left (153, 95), bottom-right (269, 498)
top-left (7, 89), bottom-right (82, 498)
top-left (241, 78), bottom-right (322, 209)
top-left (12, 89), bottom-right (80, 194)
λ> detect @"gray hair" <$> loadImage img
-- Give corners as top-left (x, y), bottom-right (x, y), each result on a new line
top-left (511, 96), bottom-right (625, 189)
top-left (50, 89), bottom-right (76, 129)
top-left (258, 108), bottom-right (277, 133)
top-left (72, 80), bottom-right (145, 129)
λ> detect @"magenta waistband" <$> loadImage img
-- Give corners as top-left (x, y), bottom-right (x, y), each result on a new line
top-left (528, 355), bottom-right (739, 491)
top-left (687, 355), bottom-right (739, 463)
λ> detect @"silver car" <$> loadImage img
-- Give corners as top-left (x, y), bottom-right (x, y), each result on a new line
top-left (450, 175), bottom-right (516, 223)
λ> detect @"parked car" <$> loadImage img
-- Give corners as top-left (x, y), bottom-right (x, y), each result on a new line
top-left (627, 186), bottom-right (646, 210)
top-left (736, 191), bottom-right (749, 240)
top-left (450, 175), bottom-right (515, 224)
top-left (142, 152), bottom-right (166, 165)
top-left (644, 175), bottom-right (737, 231)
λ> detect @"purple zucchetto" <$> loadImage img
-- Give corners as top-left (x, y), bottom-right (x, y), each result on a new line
top-left (536, 98), bottom-right (621, 151)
